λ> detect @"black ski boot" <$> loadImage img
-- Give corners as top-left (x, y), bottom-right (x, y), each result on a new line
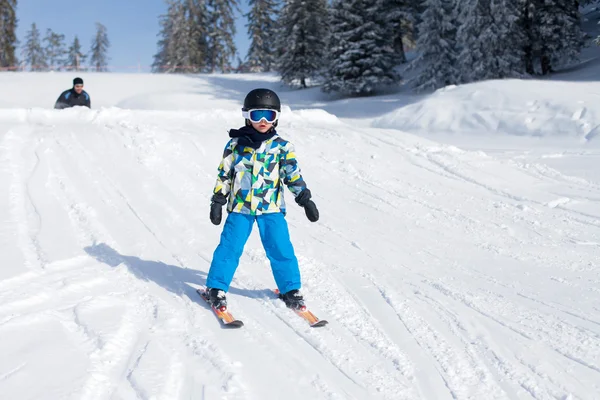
top-left (280, 289), bottom-right (306, 311)
top-left (206, 288), bottom-right (228, 311)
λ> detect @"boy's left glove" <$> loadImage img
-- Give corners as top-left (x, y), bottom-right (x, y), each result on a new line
top-left (210, 193), bottom-right (228, 225)
top-left (295, 189), bottom-right (319, 222)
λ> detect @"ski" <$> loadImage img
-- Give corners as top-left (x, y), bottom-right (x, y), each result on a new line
top-left (273, 289), bottom-right (328, 328)
top-left (197, 288), bottom-right (244, 328)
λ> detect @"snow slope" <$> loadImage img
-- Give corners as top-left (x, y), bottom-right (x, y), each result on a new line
top-left (1, 72), bottom-right (600, 399)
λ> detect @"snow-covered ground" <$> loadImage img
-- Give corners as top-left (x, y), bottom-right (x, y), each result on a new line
top-left (1, 58), bottom-right (600, 400)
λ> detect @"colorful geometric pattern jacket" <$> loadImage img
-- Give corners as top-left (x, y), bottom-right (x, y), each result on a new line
top-left (213, 135), bottom-right (308, 215)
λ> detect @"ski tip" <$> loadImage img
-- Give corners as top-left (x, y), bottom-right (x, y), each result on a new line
top-left (224, 320), bottom-right (244, 328)
top-left (310, 320), bottom-right (329, 328)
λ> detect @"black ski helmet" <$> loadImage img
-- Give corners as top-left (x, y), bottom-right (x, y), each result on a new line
top-left (243, 88), bottom-right (281, 112)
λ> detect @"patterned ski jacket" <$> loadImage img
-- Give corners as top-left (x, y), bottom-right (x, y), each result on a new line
top-left (213, 135), bottom-right (308, 215)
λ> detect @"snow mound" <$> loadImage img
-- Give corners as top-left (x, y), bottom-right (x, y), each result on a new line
top-left (372, 79), bottom-right (600, 142)
top-left (283, 106), bottom-right (341, 125)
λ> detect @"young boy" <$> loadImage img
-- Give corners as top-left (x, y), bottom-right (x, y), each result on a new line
top-left (206, 88), bottom-right (319, 311)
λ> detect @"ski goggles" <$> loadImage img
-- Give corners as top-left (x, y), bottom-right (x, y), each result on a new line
top-left (242, 109), bottom-right (280, 123)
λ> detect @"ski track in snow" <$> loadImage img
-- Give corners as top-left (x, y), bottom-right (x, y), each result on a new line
top-left (0, 87), bottom-right (599, 399)
top-left (2, 128), bottom-right (47, 271)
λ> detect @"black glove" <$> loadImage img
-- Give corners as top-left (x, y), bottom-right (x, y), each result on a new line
top-left (303, 200), bottom-right (319, 222)
top-left (295, 189), bottom-right (319, 222)
top-left (210, 193), bottom-right (227, 225)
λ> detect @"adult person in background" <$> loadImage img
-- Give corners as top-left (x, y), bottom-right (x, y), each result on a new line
top-left (54, 77), bottom-right (91, 109)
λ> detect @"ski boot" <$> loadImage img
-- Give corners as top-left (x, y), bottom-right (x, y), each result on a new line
top-left (280, 289), bottom-right (306, 311)
top-left (206, 288), bottom-right (228, 312)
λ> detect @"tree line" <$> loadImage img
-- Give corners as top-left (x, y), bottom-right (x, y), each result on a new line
top-left (154, 0), bottom-right (599, 95)
top-left (1, 0), bottom-right (598, 94)
top-left (21, 22), bottom-right (110, 72)
top-left (0, 1), bottom-right (110, 72)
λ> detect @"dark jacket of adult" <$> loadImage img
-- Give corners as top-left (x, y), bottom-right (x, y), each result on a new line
top-left (54, 89), bottom-right (91, 109)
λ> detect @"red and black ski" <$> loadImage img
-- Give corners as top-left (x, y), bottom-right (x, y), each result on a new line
top-left (273, 289), bottom-right (328, 328)
top-left (197, 288), bottom-right (244, 328)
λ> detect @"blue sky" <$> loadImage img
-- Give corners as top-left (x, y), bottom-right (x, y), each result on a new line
top-left (15, 0), bottom-right (252, 72)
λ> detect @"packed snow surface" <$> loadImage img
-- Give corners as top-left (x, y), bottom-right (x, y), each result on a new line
top-left (0, 71), bottom-right (599, 399)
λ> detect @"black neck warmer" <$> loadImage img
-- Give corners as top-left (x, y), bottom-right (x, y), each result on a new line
top-left (229, 125), bottom-right (276, 149)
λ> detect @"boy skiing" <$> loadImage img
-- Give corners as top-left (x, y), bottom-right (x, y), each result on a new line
top-left (205, 88), bottom-right (319, 312)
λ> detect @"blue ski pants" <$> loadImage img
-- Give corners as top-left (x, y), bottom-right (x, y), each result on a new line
top-left (206, 212), bottom-right (301, 293)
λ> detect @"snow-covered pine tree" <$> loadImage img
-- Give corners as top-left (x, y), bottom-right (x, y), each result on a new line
top-left (537, 0), bottom-right (583, 74)
top-left (457, 0), bottom-right (524, 83)
top-left (90, 22), bottom-right (110, 72)
top-left (457, 0), bottom-right (500, 83)
top-left (246, 0), bottom-right (279, 72)
top-left (490, 0), bottom-right (526, 78)
top-left (379, 0), bottom-right (415, 63)
top-left (410, 0), bottom-right (427, 39)
top-left (206, 0), bottom-right (238, 72)
top-left (517, 0), bottom-right (536, 74)
top-left (65, 36), bottom-right (86, 71)
top-left (44, 29), bottom-right (67, 71)
top-left (324, 0), bottom-right (401, 95)
top-left (0, 0), bottom-right (18, 69)
top-left (277, 0), bottom-right (329, 88)
top-left (23, 23), bottom-right (47, 71)
top-left (410, 0), bottom-right (457, 91)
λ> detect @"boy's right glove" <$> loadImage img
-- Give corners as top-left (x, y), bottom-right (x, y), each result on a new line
top-left (210, 193), bottom-right (227, 225)
top-left (295, 189), bottom-right (319, 222)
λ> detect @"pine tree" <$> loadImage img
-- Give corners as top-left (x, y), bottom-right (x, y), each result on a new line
top-left (537, 0), bottom-right (582, 74)
top-left (324, 0), bottom-right (400, 95)
top-left (457, 0), bottom-right (524, 83)
top-left (90, 22), bottom-right (110, 72)
top-left (278, 0), bottom-right (329, 88)
top-left (456, 0), bottom-right (492, 83)
top-left (391, 0), bottom-right (421, 58)
top-left (22, 23), bottom-right (47, 71)
top-left (409, 0), bottom-right (457, 91)
top-left (246, 0), bottom-right (279, 72)
top-left (491, 0), bottom-right (526, 78)
top-left (379, 0), bottom-right (414, 63)
top-left (206, 0), bottom-right (238, 72)
top-left (458, 0), bottom-right (583, 80)
top-left (154, 0), bottom-right (182, 72)
top-left (186, 0), bottom-right (209, 72)
top-left (65, 36), bottom-right (86, 71)
top-left (0, 0), bottom-right (18, 69)
top-left (44, 29), bottom-right (66, 70)
top-left (517, 0), bottom-right (536, 74)
top-left (153, 0), bottom-right (209, 73)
